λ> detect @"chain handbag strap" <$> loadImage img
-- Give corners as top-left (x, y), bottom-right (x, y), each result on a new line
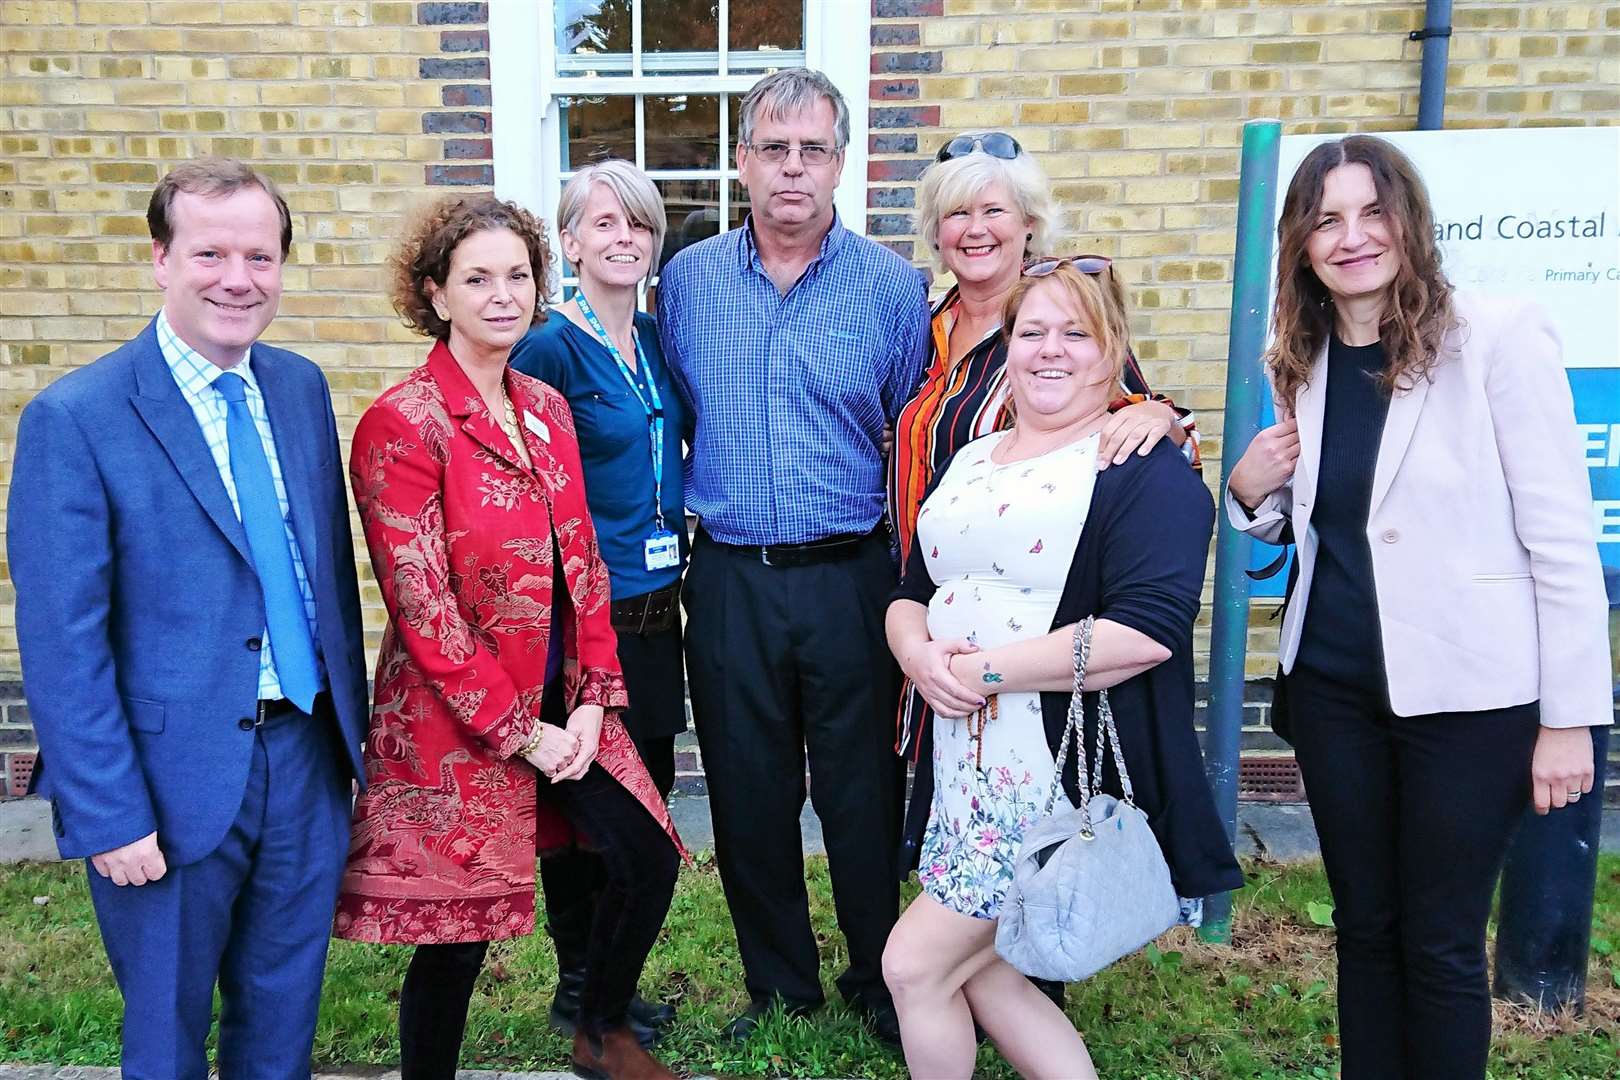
top-left (1044, 616), bottom-right (1140, 838)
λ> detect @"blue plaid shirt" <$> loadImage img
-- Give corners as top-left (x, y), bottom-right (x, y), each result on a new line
top-left (156, 309), bottom-right (323, 700)
top-left (657, 216), bottom-right (930, 546)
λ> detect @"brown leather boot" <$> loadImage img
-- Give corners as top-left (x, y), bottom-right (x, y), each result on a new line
top-left (571, 1025), bottom-right (676, 1080)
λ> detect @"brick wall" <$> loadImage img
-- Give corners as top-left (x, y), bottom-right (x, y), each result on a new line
top-left (867, 0), bottom-right (1618, 674)
top-left (0, 0), bottom-right (1617, 789)
top-left (0, 0), bottom-right (497, 783)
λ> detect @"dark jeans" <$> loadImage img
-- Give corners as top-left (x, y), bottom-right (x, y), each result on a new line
top-left (682, 529), bottom-right (903, 1008)
top-left (398, 748), bottom-right (678, 1079)
top-left (1286, 664), bottom-right (1541, 1080)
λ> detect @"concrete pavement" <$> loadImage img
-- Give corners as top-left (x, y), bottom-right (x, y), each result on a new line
top-left (4, 792), bottom-right (1620, 865)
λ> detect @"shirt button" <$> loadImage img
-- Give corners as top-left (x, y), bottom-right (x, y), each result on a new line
top-left (238, 717), bottom-right (255, 731)
top-left (246, 637), bottom-right (262, 651)
top-left (1381, 529), bottom-right (1400, 544)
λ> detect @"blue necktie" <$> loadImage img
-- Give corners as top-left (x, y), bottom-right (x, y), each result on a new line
top-left (214, 371), bottom-right (321, 711)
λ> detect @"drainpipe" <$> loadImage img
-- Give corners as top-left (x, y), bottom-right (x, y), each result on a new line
top-left (1412, 0), bottom-right (1453, 130)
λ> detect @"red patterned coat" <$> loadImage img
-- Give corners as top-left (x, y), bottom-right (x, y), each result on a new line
top-left (334, 340), bottom-right (682, 945)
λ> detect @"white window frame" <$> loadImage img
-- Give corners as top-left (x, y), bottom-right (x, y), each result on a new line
top-left (489, 0), bottom-right (871, 297)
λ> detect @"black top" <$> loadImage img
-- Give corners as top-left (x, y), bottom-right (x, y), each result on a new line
top-left (892, 441), bottom-right (1244, 900)
top-left (1293, 337), bottom-right (1391, 689)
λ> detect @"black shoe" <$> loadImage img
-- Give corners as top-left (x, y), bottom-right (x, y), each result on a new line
top-left (627, 994), bottom-right (677, 1032)
top-left (722, 997), bottom-right (820, 1042)
top-left (550, 967), bottom-right (662, 1049)
top-left (850, 996), bottom-right (903, 1049)
top-left (549, 967), bottom-right (587, 1037)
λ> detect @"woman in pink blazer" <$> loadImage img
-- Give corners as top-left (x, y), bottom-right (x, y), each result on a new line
top-left (1227, 135), bottom-right (1608, 1080)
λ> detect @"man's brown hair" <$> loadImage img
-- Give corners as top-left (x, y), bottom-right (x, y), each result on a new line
top-left (147, 158), bottom-right (294, 258)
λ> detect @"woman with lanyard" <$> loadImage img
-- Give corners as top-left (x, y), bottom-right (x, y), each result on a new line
top-left (510, 160), bottom-right (687, 1048)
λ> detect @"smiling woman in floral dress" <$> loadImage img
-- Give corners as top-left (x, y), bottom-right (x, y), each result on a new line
top-left (882, 260), bottom-right (1241, 1079)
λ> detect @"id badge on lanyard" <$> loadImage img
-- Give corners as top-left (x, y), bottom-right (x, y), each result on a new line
top-left (575, 293), bottom-right (677, 573)
top-left (644, 529), bottom-right (680, 571)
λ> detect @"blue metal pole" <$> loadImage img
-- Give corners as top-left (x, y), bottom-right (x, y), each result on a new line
top-left (1414, 0), bottom-right (1454, 130)
top-left (1200, 119), bottom-right (1283, 944)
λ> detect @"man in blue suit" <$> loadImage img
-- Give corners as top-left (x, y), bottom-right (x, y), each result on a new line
top-left (7, 158), bottom-right (369, 1079)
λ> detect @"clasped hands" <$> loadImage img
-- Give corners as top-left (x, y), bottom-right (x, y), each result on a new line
top-left (524, 703), bottom-right (604, 782)
top-left (901, 637), bottom-right (987, 719)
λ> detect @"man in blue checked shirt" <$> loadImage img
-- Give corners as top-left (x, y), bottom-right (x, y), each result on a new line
top-left (658, 67), bottom-right (929, 1047)
top-left (7, 160), bottom-right (368, 1079)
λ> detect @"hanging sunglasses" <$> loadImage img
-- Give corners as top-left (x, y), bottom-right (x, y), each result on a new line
top-left (935, 131), bottom-right (1023, 163)
top-left (1023, 254), bottom-right (1112, 277)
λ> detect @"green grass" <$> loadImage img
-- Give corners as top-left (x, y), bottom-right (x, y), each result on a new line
top-left (3, 853), bottom-right (1617, 1078)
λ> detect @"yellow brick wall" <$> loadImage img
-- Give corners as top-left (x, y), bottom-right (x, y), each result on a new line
top-left (868, 0), bottom-right (1617, 673)
top-left (0, 0), bottom-right (495, 675)
top-left (1, 0), bottom-right (1617, 682)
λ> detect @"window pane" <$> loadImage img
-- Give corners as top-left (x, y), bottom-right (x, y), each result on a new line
top-left (730, 0), bottom-right (804, 64)
top-left (644, 0), bottom-right (718, 59)
top-left (645, 94), bottom-right (720, 172)
top-left (728, 180), bottom-right (749, 230)
top-left (555, 0), bottom-right (631, 59)
top-left (655, 178), bottom-right (723, 273)
top-left (560, 96), bottom-right (635, 170)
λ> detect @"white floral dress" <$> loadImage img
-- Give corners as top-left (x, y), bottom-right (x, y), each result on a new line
top-left (915, 430), bottom-right (1098, 920)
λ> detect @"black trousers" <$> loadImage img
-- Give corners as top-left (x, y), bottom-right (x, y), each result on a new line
top-left (542, 619), bottom-right (683, 972)
top-left (397, 698), bottom-right (679, 1080)
top-left (682, 530), bottom-right (904, 1008)
top-left (1285, 664), bottom-right (1541, 1080)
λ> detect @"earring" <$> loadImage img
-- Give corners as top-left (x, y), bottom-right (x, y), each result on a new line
top-left (1026, 232), bottom-right (1033, 241)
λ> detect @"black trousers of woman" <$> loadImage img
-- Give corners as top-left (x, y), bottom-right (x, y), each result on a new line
top-left (396, 688), bottom-right (679, 1080)
top-left (541, 621), bottom-right (683, 981)
top-left (1285, 664), bottom-right (1541, 1080)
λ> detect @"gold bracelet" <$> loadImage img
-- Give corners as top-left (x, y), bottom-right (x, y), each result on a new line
top-left (515, 724), bottom-right (547, 760)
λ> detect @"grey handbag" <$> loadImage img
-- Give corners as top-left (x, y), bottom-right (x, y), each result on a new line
top-left (994, 617), bottom-right (1182, 983)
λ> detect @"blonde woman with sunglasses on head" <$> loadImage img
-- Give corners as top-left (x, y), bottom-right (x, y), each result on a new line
top-left (888, 132), bottom-right (1197, 570)
top-left (882, 261), bottom-right (1242, 1078)
top-left (886, 133), bottom-right (1201, 1013)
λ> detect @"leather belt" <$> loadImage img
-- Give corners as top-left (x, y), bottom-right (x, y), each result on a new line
top-left (611, 582), bottom-right (681, 634)
top-left (255, 695), bottom-right (312, 726)
top-left (700, 524), bottom-right (884, 568)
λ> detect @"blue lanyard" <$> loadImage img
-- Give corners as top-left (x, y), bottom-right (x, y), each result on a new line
top-left (574, 291), bottom-right (667, 532)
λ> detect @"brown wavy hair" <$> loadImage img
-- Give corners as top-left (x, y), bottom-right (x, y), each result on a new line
top-left (389, 194), bottom-right (552, 340)
top-left (1268, 136), bottom-right (1456, 409)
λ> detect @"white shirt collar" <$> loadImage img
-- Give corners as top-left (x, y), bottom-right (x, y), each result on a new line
top-left (156, 307), bottom-right (259, 394)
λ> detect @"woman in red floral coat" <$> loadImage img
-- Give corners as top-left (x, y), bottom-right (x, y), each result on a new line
top-left (333, 193), bottom-right (682, 1080)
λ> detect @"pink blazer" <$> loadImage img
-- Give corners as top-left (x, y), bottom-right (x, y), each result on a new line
top-left (1227, 292), bottom-right (1611, 728)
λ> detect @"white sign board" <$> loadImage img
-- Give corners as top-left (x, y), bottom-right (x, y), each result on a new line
top-left (1252, 127), bottom-right (1620, 590)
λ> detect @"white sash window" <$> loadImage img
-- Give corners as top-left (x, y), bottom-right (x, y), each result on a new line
top-left (490, 0), bottom-right (872, 298)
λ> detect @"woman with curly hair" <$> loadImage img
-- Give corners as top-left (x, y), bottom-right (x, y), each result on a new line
top-left (1227, 135), bottom-right (1608, 1079)
top-left (333, 192), bottom-right (683, 1080)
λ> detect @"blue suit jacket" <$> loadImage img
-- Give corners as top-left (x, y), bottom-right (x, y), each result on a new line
top-left (7, 319), bottom-right (369, 866)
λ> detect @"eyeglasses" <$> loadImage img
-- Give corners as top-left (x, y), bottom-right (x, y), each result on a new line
top-left (744, 141), bottom-right (839, 167)
top-left (1023, 254), bottom-right (1112, 278)
top-left (935, 131), bottom-right (1023, 164)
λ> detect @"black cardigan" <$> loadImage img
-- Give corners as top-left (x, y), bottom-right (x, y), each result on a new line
top-left (893, 440), bottom-right (1245, 899)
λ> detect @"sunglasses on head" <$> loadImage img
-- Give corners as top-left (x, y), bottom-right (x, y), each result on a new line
top-left (935, 131), bottom-right (1023, 164)
top-left (1023, 254), bottom-right (1112, 278)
